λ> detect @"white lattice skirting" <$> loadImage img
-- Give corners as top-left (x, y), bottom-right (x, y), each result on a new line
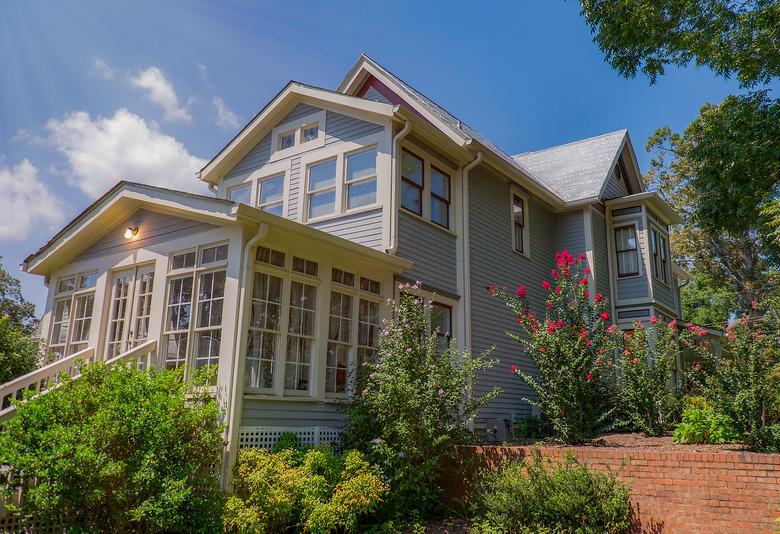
top-left (238, 426), bottom-right (342, 450)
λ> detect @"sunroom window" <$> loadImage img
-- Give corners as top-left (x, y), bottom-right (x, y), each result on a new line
top-left (285, 281), bottom-right (317, 392)
top-left (245, 272), bottom-right (283, 390)
top-left (326, 291), bottom-right (353, 394)
top-left (49, 272), bottom-right (96, 360)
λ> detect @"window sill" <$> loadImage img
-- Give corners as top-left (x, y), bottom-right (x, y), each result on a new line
top-left (511, 248), bottom-right (532, 262)
top-left (303, 204), bottom-right (382, 225)
top-left (399, 208), bottom-right (457, 237)
top-left (653, 276), bottom-right (673, 290)
top-left (244, 391), bottom-right (319, 402)
top-left (617, 273), bottom-right (644, 281)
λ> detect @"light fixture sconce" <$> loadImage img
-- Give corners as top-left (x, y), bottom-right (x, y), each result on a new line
top-left (124, 226), bottom-right (139, 239)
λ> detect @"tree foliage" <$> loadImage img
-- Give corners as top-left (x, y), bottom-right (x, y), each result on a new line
top-left (646, 91), bottom-right (780, 314)
top-left (0, 257), bottom-right (37, 332)
top-left (578, 0), bottom-right (780, 87)
top-left (0, 363), bottom-right (225, 533)
top-left (0, 315), bottom-right (43, 383)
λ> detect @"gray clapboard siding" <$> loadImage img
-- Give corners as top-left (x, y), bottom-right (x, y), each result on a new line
top-left (362, 86), bottom-right (391, 104)
top-left (241, 399), bottom-right (345, 427)
top-left (617, 276), bottom-right (649, 300)
top-left (556, 211), bottom-right (586, 257)
top-left (602, 167), bottom-right (628, 199)
top-left (652, 276), bottom-right (676, 311)
top-left (288, 156), bottom-right (301, 220)
top-left (225, 133), bottom-right (272, 181)
top-left (468, 165), bottom-right (558, 424)
top-left (79, 209), bottom-right (217, 260)
top-left (395, 212), bottom-right (458, 294)
top-left (325, 111), bottom-right (383, 145)
top-left (309, 208), bottom-right (384, 250)
top-left (591, 209), bottom-right (611, 301)
top-left (280, 103), bottom-right (320, 125)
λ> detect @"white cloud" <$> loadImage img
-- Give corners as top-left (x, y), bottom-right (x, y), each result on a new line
top-left (213, 96), bottom-right (241, 130)
top-left (0, 160), bottom-right (66, 241)
top-left (92, 57), bottom-right (115, 80)
top-left (45, 108), bottom-right (207, 197)
top-left (129, 67), bottom-right (192, 123)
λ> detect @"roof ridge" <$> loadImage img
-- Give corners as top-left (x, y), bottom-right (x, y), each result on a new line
top-left (513, 129), bottom-right (627, 159)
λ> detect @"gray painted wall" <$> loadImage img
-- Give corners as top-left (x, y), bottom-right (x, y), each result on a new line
top-left (310, 208), bottom-right (383, 250)
top-left (468, 164), bottom-right (558, 424)
top-left (652, 276), bottom-right (676, 311)
top-left (556, 210), bottom-right (586, 257)
top-left (602, 167), bottom-right (628, 199)
top-left (241, 399), bottom-right (344, 427)
top-left (591, 209), bottom-right (611, 301)
top-left (395, 211), bottom-right (458, 294)
top-left (80, 209), bottom-right (217, 260)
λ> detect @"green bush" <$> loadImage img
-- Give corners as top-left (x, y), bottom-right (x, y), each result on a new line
top-left (514, 416), bottom-right (544, 439)
top-left (0, 363), bottom-right (224, 533)
top-left (471, 452), bottom-right (633, 534)
top-left (0, 314), bottom-right (43, 384)
top-left (673, 397), bottom-right (739, 444)
top-left (343, 283), bottom-right (499, 518)
top-left (745, 424), bottom-right (780, 453)
top-left (223, 447), bottom-right (386, 533)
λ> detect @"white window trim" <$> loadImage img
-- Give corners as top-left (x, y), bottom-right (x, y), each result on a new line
top-left (509, 187), bottom-right (531, 259)
top-left (49, 271), bottom-right (98, 360)
top-left (270, 109), bottom-right (327, 161)
top-left (227, 182), bottom-right (252, 204)
top-left (398, 141), bottom-right (457, 232)
top-left (613, 222), bottom-right (643, 279)
top-left (343, 145), bottom-right (379, 213)
top-left (649, 223), bottom-right (672, 288)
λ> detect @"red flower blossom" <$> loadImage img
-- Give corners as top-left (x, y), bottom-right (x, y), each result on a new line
top-left (596, 359), bottom-right (603, 365)
top-left (583, 290), bottom-right (590, 298)
top-left (548, 323), bottom-right (556, 333)
top-left (539, 346), bottom-right (546, 353)
top-left (486, 285), bottom-right (497, 295)
top-left (546, 301), bottom-right (553, 310)
top-left (595, 293), bottom-right (602, 303)
top-left (542, 280), bottom-right (551, 290)
top-left (554, 287), bottom-right (561, 294)
top-left (624, 349), bottom-right (631, 356)
top-left (551, 269), bottom-right (560, 279)
top-left (599, 347), bottom-right (606, 355)
top-left (586, 372), bottom-right (593, 381)
top-left (607, 324), bottom-right (618, 334)
top-left (750, 300), bottom-right (758, 310)
top-left (579, 331), bottom-right (587, 338)
top-left (584, 267), bottom-right (591, 275)
top-left (510, 364), bottom-right (518, 374)
top-left (579, 253), bottom-right (587, 260)
top-left (515, 316), bottom-right (523, 324)
top-left (584, 339), bottom-right (592, 346)
top-left (650, 315), bottom-right (658, 324)
top-left (515, 284), bottom-right (527, 298)
top-left (556, 320), bottom-right (565, 329)
top-left (599, 312), bottom-right (609, 321)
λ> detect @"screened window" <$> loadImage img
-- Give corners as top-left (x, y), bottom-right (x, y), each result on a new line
top-left (285, 281), bottom-right (317, 392)
top-left (345, 147), bottom-right (377, 210)
top-left (228, 184), bottom-right (252, 205)
top-left (400, 149), bottom-right (423, 215)
top-left (245, 272), bottom-right (283, 389)
top-left (326, 291), bottom-right (353, 394)
top-left (307, 159), bottom-right (337, 219)
top-left (258, 175), bottom-right (284, 216)
top-left (512, 194), bottom-right (526, 254)
top-left (615, 225), bottom-right (639, 277)
top-left (430, 166), bottom-right (450, 228)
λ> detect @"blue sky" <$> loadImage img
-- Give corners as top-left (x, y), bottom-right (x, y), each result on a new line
top-left (2, 0), bottom-right (775, 313)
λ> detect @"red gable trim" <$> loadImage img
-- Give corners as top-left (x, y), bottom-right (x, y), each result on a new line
top-left (356, 74), bottom-right (427, 123)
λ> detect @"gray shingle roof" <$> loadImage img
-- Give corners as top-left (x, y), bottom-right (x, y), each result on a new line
top-left (513, 130), bottom-right (628, 202)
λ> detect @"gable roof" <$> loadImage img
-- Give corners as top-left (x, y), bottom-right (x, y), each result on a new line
top-left (512, 130), bottom-right (633, 203)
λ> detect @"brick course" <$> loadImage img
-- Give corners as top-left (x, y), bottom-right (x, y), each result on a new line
top-left (446, 446), bottom-right (780, 533)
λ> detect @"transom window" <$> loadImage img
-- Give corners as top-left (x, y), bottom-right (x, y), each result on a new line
top-left (307, 159), bottom-right (337, 219)
top-left (615, 225), bottom-right (640, 277)
top-left (49, 271), bottom-right (97, 360)
top-left (345, 147), bottom-right (377, 210)
top-left (401, 149), bottom-right (424, 215)
top-left (258, 175), bottom-right (284, 216)
top-left (171, 251), bottom-right (196, 270)
top-left (257, 246), bottom-right (286, 268)
top-left (201, 244), bottom-right (228, 265)
top-left (360, 276), bottom-right (381, 295)
top-left (331, 268), bottom-right (355, 287)
top-left (292, 256), bottom-right (318, 277)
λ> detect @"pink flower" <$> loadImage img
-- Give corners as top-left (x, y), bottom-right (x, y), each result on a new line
top-left (510, 365), bottom-right (518, 374)
top-left (650, 315), bottom-right (658, 324)
top-left (548, 323), bottom-right (556, 333)
top-left (546, 301), bottom-right (553, 310)
top-left (539, 346), bottom-right (546, 353)
top-left (632, 357), bottom-right (639, 364)
top-left (437, 388), bottom-right (445, 396)
top-left (556, 320), bottom-right (565, 329)
top-left (405, 347), bottom-right (413, 353)
top-left (751, 300), bottom-right (758, 310)
top-left (584, 339), bottom-right (591, 346)
top-left (599, 312), bottom-right (609, 321)
top-left (595, 293), bottom-right (603, 303)
top-left (583, 290), bottom-right (590, 298)
top-left (624, 349), bottom-right (631, 356)
top-left (596, 359), bottom-right (603, 365)
top-left (515, 284), bottom-right (527, 298)
top-left (579, 277), bottom-right (588, 286)
top-left (515, 316), bottom-right (523, 324)
top-left (542, 280), bottom-right (551, 290)
top-left (607, 324), bottom-right (618, 334)
top-left (599, 348), bottom-right (606, 355)
top-left (554, 287), bottom-right (561, 294)
top-left (551, 269), bottom-right (560, 279)
top-left (579, 253), bottom-right (587, 261)
top-left (579, 331), bottom-right (587, 338)
top-left (607, 360), bottom-right (613, 366)
top-left (584, 267), bottom-right (591, 275)
top-left (586, 372), bottom-right (593, 381)
top-left (486, 285), bottom-right (497, 295)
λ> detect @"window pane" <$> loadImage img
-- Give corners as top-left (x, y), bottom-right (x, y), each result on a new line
top-left (616, 226), bottom-right (637, 251)
top-left (78, 273), bottom-right (97, 290)
top-left (401, 181), bottom-right (422, 214)
top-left (431, 168), bottom-right (449, 199)
top-left (164, 333), bottom-right (188, 369)
top-left (202, 244), bottom-right (228, 264)
top-left (309, 190), bottom-right (335, 219)
top-left (229, 185), bottom-right (252, 204)
top-left (401, 150), bottom-right (423, 186)
top-left (263, 203), bottom-right (284, 216)
top-left (57, 278), bottom-right (75, 294)
top-left (347, 179), bottom-right (377, 210)
top-left (431, 197), bottom-right (449, 227)
top-left (172, 251), bottom-right (196, 270)
top-left (431, 304), bottom-right (452, 336)
top-left (346, 148), bottom-right (376, 182)
top-left (245, 330), bottom-right (276, 389)
top-left (513, 196), bottom-right (524, 224)
top-left (308, 160), bottom-right (336, 191)
top-left (302, 124), bottom-right (319, 142)
top-left (278, 131), bottom-right (295, 150)
top-left (256, 246), bottom-right (285, 267)
top-left (259, 175), bottom-right (284, 205)
top-left (618, 251), bottom-right (639, 276)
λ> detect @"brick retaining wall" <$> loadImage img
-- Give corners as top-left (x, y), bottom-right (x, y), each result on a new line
top-left (446, 446), bottom-right (780, 533)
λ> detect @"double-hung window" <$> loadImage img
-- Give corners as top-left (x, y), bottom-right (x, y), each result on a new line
top-left (228, 184), bottom-right (252, 205)
top-left (400, 149), bottom-right (424, 215)
top-left (307, 159), bottom-right (337, 219)
top-left (650, 227), bottom-right (669, 284)
top-left (615, 225), bottom-right (639, 277)
top-left (162, 243), bottom-right (228, 379)
top-left (430, 167), bottom-right (450, 228)
top-left (357, 276), bottom-right (382, 370)
top-left (511, 192), bottom-right (529, 255)
top-left (245, 270), bottom-right (284, 390)
top-left (430, 302), bottom-right (452, 353)
top-left (50, 272), bottom-right (97, 360)
top-left (345, 147), bottom-right (377, 210)
top-left (258, 175), bottom-right (285, 216)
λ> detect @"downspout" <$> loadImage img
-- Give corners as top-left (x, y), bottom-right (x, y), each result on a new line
top-left (460, 151), bottom-right (483, 350)
top-left (386, 116), bottom-right (412, 254)
top-left (222, 222), bottom-right (268, 489)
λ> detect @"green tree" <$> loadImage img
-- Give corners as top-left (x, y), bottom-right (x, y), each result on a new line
top-left (0, 257), bottom-right (37, 332)
top-left (578, 0), bottom-right (780, 87)
top-left (646, 91), bottom-right (780, 314)
top-left (0, 363), bottom-right (224, 533)
top-left (680, 271), bottom-right (738, 327)
top-left (0, 315), bottom-right (42, 383)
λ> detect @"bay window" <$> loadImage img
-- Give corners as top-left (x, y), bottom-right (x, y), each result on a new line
top-left (430, 167), bottom-right (450, 228)
top-left (650, 227), bottom-right (669, 284)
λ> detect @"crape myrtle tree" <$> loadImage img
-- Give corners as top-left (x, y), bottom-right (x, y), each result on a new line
top-left (491, 249), bottom-right (620, 443)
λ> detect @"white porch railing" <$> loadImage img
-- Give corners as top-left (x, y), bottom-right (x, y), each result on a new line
top-left (0, 340), bottom-right (158, 424)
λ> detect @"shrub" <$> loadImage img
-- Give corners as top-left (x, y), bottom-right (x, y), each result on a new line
top-left (471, 452), bottom-right (633, 534)
top-left (343, 283), bottom-right (500, 518)
top-left (515, 415), bottom-right (544, 439)
top-left (673, 397), bottom-right (739, 444)
top-left (492, 249), bottom-right (620, 443)
top-left (0, 363), bottom-right (224, 533)
top-left (223, 447), bottom-right (386, 533)
top-left (745, 424), bottom-right (780, 453)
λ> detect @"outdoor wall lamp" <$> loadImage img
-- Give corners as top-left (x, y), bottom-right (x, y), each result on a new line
top-left (124, 226), bottom-right (139, 239)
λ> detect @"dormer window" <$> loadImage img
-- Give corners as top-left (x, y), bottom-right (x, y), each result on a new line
top-left (302, 123), bottom-right (319, 143)
top-left (278, 131), bottom-right (295, 151)
top-left (271, 109), bottom-right (326, 160)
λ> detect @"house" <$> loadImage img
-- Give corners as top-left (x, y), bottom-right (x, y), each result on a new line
top-left (3, 54), bottom-right (684, 481)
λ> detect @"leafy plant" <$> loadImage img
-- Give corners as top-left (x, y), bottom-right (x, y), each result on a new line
top-left (343, 283), bottom-right (500, 518)
top-left (492, 249), bottom-right (620, 443)
top-left (0, 314), bottom-right (43, 384)
top-left (0, 363), bottom-right (224, 533)
top-left (515, 415), bottom-right (544, 440)
top-left (673, 397), bottom-right (739, 445)
top-left (471, 451), bottom-right (633, 534)
top-left (745, 424), bottom-right (780, 454)
top-left (223, 447), bottom-right (386, 534)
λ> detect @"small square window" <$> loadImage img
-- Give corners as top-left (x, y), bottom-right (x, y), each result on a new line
top-left (360, 276), bottom-right (381, 295)
top-left (57, 277), bottom-right (76, 294)
top-left (202, 244), bottom-right (228, 265)
top-left (302, 123), bottom-right (319, 143)
top-left (172, 251), bottom-right (196, 270)
top-left (256, 246), bottom-right (285, 268)
top-left (278, 131), bottom-right (295, 151)
top-left (292, 256), bottom-right (318, 277)
top-left (78, 272), bottom-right (97, 290)
top-left (331, 268), bottom-right (355, 287)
